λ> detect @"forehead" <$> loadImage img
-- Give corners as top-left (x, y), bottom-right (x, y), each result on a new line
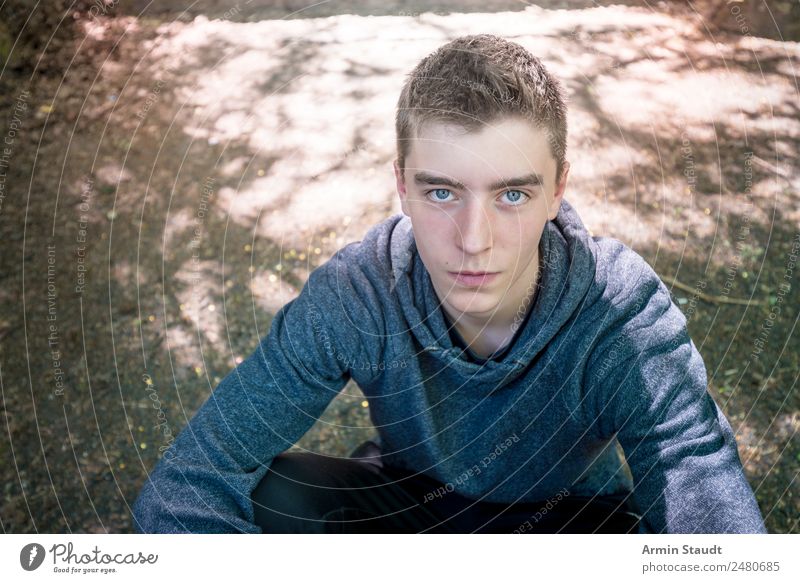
top-left (408, 116), bottom-right (555, 185)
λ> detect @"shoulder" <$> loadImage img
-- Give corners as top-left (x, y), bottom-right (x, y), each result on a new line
top-left (582, 238), bottom-right (706, 435)
top-left (323, 213), bottom-right (401, 273)
top-left (585, 235), bottom-right (690, 375)
top-left (591, 236), bottom-right (668, 310)
top-left (303, 214), bottom-right (403, 332)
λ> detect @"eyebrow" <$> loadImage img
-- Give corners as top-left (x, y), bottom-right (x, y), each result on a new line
top-left (413, 171), bottom-right (544, 192)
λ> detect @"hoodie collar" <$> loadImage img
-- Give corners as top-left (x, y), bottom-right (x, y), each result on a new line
top-left (389, 198), bottom-right (596, 381)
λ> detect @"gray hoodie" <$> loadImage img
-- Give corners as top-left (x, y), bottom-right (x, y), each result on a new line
top-left (131, 198), bottom-right (767, 533)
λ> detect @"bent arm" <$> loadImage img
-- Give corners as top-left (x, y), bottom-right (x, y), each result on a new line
top-left (131, 285), bottom-right (354, 533)
top-left (588, 284), bottom-right (766, 533)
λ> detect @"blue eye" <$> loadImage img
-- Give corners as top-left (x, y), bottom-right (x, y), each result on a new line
top-left (427, 188), bottom-right (454, 202)
top-left (502, 190), bottom-right (529, 205)
top-left (424, 188), bottom-right (530, 205)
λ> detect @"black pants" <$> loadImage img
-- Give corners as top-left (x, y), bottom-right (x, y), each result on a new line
top-left (251, 451), bottom-right (642, 533)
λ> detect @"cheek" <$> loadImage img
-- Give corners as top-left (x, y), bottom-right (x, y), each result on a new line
top-left (413, 224), bottom-right (444, 261)
top-left (416, 209), bottom-right (454, 240)
top-left (498, 223), bottom-right (542, 261)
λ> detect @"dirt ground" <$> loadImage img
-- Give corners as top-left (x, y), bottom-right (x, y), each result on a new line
top-left (0, 1), bottom-right (798, 533)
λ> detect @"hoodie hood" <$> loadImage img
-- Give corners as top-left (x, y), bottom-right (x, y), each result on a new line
top-left (388, 198), bottom-right (597, 385)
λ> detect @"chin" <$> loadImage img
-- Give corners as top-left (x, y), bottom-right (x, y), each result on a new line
top-left (447, 293), bottom-right (497, 315)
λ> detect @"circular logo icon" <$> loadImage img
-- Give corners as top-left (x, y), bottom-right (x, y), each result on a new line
top-left (20, 543), bottom-right (46, 571)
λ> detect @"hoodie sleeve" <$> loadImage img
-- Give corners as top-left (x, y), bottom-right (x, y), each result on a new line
top-left (586, 258), bottom-right (767, 534)
top-left (131, 270), bottom-right (359, 533)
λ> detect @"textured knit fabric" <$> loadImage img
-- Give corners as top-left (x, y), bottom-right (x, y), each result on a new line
top-left (131, 198), bottom-right (767, 534)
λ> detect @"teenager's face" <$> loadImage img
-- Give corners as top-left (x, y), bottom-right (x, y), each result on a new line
top-left (393, 116), bottom-right (569, 323)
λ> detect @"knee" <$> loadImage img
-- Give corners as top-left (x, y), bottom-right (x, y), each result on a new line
top-left (250, 452), bottom-right (341, 533)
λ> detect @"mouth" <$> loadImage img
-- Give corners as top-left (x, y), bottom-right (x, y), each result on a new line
top-left (448, 271), bottom-right (500, 287)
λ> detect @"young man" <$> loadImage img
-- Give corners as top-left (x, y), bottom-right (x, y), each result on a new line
top-left (132, 34), bottom-right (766, 534)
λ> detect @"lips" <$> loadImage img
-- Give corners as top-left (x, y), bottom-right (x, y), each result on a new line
top-left (448, 271), bottom-right (500, 287)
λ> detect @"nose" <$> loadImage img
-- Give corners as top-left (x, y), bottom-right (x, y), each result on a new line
top-left (456, 198), bottom-right (493, 257)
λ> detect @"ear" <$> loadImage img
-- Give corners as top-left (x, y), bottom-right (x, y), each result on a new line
top-left (394, 159), bottom-right (410, 216)
top-left (549, 160), bottom-right (570, 221)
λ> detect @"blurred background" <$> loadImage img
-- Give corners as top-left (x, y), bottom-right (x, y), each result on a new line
top-left (0, 0), bottom-right (797, 533)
